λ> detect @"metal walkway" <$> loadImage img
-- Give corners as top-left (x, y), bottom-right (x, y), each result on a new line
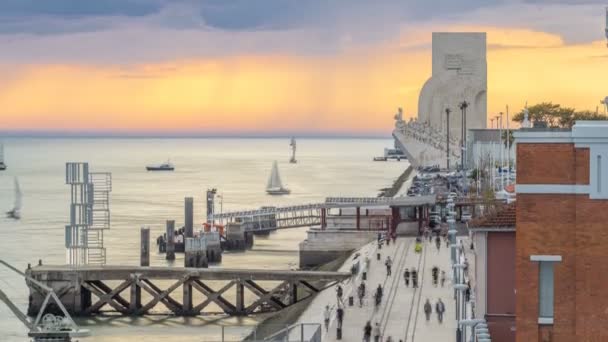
top-left (214, 196), bottom-right (436, 232)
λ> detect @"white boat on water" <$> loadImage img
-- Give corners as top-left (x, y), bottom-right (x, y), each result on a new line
top-left (146, 160), bottom-right (174, 171)
top-left (266, 161), bottom-right (290, 195)
top-left (0, 143), bottom-right (6, 171)
top-left (6, 177), bottom-right (21, 220)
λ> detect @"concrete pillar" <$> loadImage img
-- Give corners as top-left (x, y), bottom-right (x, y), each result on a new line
top-left (356, 207), bottom-right (360, 230)
top-left (166, 220), bottom-right (175, 261)
top-left (140, 227), bottom-right (150, 267)
top-left (236, 281), bottom-right (245, 314)
top-left (418, 206), bottom-right (423, 233)
top-left (185, 197), bottom-right (194, 238)
top-left (321, 208), bottom-right (327, 230)
top-left (391, 207), bottom-right (399, 235)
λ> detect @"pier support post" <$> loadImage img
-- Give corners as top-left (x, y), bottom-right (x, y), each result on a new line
top-left (290, 282), bottom-right (298, 305)
top-left (166, 220), bottom-right (176, 261)
top-left (185, 197), bottom-right (194, 238)
top-left (356, 207), bottom-right (360, 230)
top-left (183, 278), bottom-right (193, 315)
top-left (321, 208), bottom-right (327, 230)
top-left (236, 281), bottom-right (245, 315)
top-left (129, 276), bottom-right (141, 314)
top-left (418, 206), bottom-right (423, 233)
top-left (140, 227), bottom-right (150, 267)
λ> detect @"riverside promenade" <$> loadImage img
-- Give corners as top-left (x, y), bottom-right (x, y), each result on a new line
top-left (295, 236), bottom-right (458, 341)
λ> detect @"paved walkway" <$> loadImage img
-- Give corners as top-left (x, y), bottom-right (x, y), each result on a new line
top-left (295, 236), bottom-right (458, 342)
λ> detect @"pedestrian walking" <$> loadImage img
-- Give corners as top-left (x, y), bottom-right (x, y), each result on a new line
top-left (363, 321), bottom-right (372, 342)
top-left (323, 305), bottom-right (331, 332)
top-left (411, 269), bottom-right (418, 288)
top-left (358, 282), bottom-right (366, 307)
top-left (386, 336), bottom-right (394, 342)
top-left (435, 235), bottom-right (441, 252)
top-left (465, 282), bottom-right (471, 302)
top-left (440, 270), bottom-right (446, 287)
top-left (392, 232), bottom-right (396, 244)
top-left (435, 299), bottom-right (445, 323)
top-left (373, 322), bottom-right (381, 342)
top-left (385, 256), bottom-right (393, 276)
top-left (431, 266), bottom-right (439, 287)
top-left (336, 301), bottom-right (344, 328)
top-left (374, 284), bottom-right (383, 308)
top-left (386, 235), bottom-right (390, 246)
top-left (377, 232), bottom-right (382, 244)
top-left (336, 284), bottom-right (344, 304)
top-left (424, 299), bottom-right (432, 321)
top-left (403, 268), bottom-right (410, 287)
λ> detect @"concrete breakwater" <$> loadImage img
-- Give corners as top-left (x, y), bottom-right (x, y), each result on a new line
top-left (378, 165), bottom-right (414, 197)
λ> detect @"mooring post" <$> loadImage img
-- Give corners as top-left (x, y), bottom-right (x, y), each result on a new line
top-left (185, 197), bottom-right (194, 238)
top-left (291, 282), bottom-right (298, 305)
top-left (166, 220), bottom-right (176, 261)
top-left (140, 227), bottom-right (150, 267)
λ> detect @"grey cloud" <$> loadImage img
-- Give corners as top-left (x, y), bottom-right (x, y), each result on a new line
top-left (0, 0), bottom-right (162, 17)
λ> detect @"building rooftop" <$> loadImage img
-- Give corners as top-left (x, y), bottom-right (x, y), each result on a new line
top-left (469, 202), bottom-right (515, 230)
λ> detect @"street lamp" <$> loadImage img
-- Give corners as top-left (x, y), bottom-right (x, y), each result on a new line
top-left (454, 283), bottom-right (468, 342)
top-left (446, 108), bottom-right (451, 170)
top-left (459, 101), bottom-right (469, 169)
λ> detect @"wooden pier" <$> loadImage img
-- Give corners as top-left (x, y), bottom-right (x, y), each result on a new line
top-left (26, 265), bottom-right (349, 317)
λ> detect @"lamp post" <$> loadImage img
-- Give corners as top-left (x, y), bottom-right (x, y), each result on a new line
top-left (498, 112), bottom-right (504, 190)
top-left (459, 101), bottom-right (469, 169)
top-left (446, 108), bottom-right (451, 170)
top-left (454, 283), bottom-right (468, 342)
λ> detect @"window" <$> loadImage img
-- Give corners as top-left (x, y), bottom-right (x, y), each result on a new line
top-left (539, 262), bottom-right (555, 322)
top-left (598, 155), bottom-right (602, 194)
top-left (531, 255), bottom-right (561, 325)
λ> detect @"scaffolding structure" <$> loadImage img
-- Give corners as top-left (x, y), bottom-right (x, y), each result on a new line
top-left (65, 163), bottom-right (112, 266)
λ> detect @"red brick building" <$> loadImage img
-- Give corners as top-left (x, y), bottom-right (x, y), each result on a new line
top-left (470, 203), bottom-right (516, 342)
top-left (514, 122), bottom-right (608, 341)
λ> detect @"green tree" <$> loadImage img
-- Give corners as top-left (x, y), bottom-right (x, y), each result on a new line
top-left (512, 102), bottom-right (607, 128)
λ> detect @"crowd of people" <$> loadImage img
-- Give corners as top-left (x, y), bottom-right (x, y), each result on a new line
top-left (320, 230), bottom-right (470, 342)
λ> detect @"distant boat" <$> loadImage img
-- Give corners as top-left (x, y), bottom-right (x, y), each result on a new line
top-left (289, 137), bottom-right (297, 164)
top-left (146, 160), bottom-right (175, 171)
top-left (266, 161), bottom-right (290, 195)
top-left (0, 143), bottom-right (6, 171)
top-left (6, 177), bottom-right (21, 220)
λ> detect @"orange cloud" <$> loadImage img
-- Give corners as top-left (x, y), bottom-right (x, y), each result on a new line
top-left (0, 26), bottom-right (607, 134)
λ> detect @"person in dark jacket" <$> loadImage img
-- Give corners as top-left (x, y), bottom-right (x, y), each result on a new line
top-left (424, 299), bottom-right (432, 321)
top-left (363, 321), bottom-right (372, 342)
top-left (435, 299), bottom-right (446, 323)
top-left (411, 269), bottom-right (418, 288)
top-left (403, 268), bottom-right (410, 287)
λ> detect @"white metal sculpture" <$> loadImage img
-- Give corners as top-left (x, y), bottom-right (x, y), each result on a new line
top-left (65, 163), bottom-right (112, 265)
top-left (522, 102), bottom-right (531, 128)
top-left (601, 96), bottom-right (608, 113)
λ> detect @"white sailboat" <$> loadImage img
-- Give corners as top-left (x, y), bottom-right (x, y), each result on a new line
top-left (289, 137), bottom-right (297, 164)
top-left (266, 161), bottom-right (290, 195)
top-left (6, 177), bottom-right (21, 220)
top-left (0, 143), bottom-right (6, 171)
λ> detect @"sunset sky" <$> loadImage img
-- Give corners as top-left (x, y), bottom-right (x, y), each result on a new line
top-left (0, 0), bottom-right (607, 136)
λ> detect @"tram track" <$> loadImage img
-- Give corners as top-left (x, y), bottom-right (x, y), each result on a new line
top-left (377, 238), bottom-right (412, 338)
top-left (403, 241), bottom-right (428, 342)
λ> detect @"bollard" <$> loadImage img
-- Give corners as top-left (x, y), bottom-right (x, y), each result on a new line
top-left (140, 227), bottom-right (150, 266)
top-left (185, 197), bottom-right (194, 238)
top-left (166, 220), bottom-right (176, 261)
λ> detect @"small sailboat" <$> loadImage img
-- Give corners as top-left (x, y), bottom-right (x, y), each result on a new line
top-left (0, 143), bottom-right (6, 171)
top-left (266, 161), bottom-right (290, 195)
top-left (289, 137), bottom-right (297, 164)
top-left (6, 177), bottom-right (21, 220)
top-left (146, 159), bottom-right (174, 171)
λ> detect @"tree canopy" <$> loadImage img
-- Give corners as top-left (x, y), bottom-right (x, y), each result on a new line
top-left (511, 102), bottom-right (607, 128)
